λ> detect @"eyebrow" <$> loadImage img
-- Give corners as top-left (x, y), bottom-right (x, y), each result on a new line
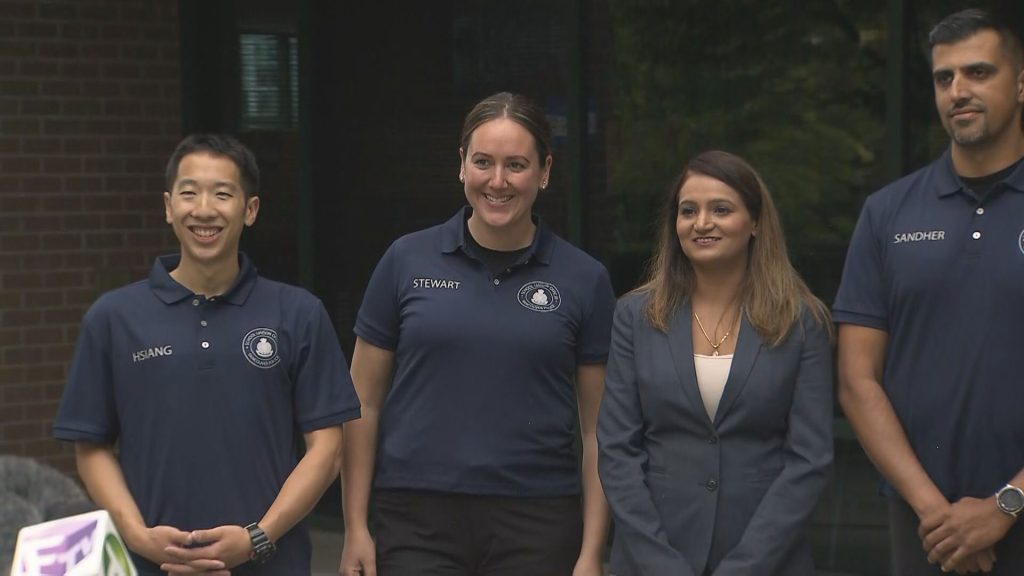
top-left (175, 178), bottom-right (238, 189)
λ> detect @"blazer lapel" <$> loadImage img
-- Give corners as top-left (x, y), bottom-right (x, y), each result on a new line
top-left (713, 314), bottom-right (762, 425)
top-left (665, 302), bottom-right (713, 426)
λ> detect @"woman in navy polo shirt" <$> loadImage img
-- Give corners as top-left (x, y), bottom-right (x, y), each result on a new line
top-left (340, 92), bottom-right (615, 576)
top-left (598, 151), bottom-right (834, 576)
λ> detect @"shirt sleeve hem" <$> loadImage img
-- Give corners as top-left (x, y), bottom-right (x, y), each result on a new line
top-left (299, 406), bottom-right (362, 432)
top-left (831, 310), bottom-right (888, 331)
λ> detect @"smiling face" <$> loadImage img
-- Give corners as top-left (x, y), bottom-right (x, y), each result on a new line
top-left (459, 118), bottom-right (552, 248)
top-left (676, 173), bottom-right (756, 271)
top-left (932, 29), bottom-right (1024, 151)
top-left (163, 152), bottom-right (259, 273)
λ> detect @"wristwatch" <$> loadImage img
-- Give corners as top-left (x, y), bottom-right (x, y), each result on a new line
top-left (995, 484), bottom-right (1024, 518)
top-left (245, 522), bottom-right (277, 564)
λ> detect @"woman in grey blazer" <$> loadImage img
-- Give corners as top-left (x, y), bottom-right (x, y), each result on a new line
top-left (598, 150), bottom-right (834, 576)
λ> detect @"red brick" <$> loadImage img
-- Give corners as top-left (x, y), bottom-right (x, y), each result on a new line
top-left (101, 24), bottom-right (139, 41)
top-left (123, 157), bottom-right (157, 174)
top-left (84, 231), bottom-right (124, 249)
top-left (125, 230), bottom-right (165, 247)
top-left (43, 118), bottom-right (83, 135)
top-left (81, 81), bottom-right (120, 98)
top-left (19, 252), bottom-right (64, 270)
top-left (103, 99), bottom-right (142, 116)
top-left (44, 307), bottom-right (86, 324)
top-left (4, 271), bottom-right (43, 289)
top-left (0, 157), bottom-right (40, 173)
top-left (0, 99), bottom-right (19, 114)
top-left (0, 366), bottom-right (27, 386)
top-left (19, 60), bottom-right (60, 77)
top-left (122, 44), bottom-right (158, 60)
top-left (41, 233), bottom-right (81, 250)
top-left (80, 4), bottom-right (118, 21)
top-left (0, 80), bottom-right (39, 96)
top-left (84, 157), bottom-right (122, 173)
top-left (65, 176), bottom-right (103, 193)
top-left (62, 213), bottom-right (102, 230)
top-left (107, 176), bottom-right (142, 192)
top-left (0, 40), bottom-right (35, 59)
top-left (81, 194), bottom-right (120, 210)
top-left (0, 404), bottom-right (25, 424)
top-left (36, 41), bottom-right (80, 58)
top-left (60, 61), bottom-right (100, 78)
top-left (0, 285), bottom-right (19, 304)
top-left (123, 120), bottom-right (160, 135)
top-left (60, 22), bottom-right (99, 40)
top-left (18, 21), bottom-right (59, 38)
top-left (4, 346), bottom-right (47, 365)
top-left (21, 99), bottom-right (61, 116)
top-left (103, 213), bottom-right (142, 229)
top-left (22, 176), bottom-right (63, 193)
top-left (84, 119), bottom-right (121, 134)
top-left (40, 80), bottom-right (80, 97)
top-left (44, 271), bottom-right (84, 288)
top-left (41, 195), bottom-right (79, 211)
top-left (45, 344), bottom-right (75, 363)
top-left (0, 328), bottom-right (22, 346)
top-left (20, 438), bottom-right (64, 458)
top-left (1, 118), bottom-right (41, 134)
top-left (66, 288), bottom-right (98, 306)
top-left (0, 233), bottom-right (41, 251)
top-left (64, 99), bottom-right (103, 116)
top-left (22, 137), bottom-right (62, 154)
top-left (124, 82), bottom-right (161, 99)
top-left (42, 157), bottom-right (81, 173)
top-left (127, 193), bottom-right (165, 212)
top-left (140, 25), bottom-right (174, 42)
top-left (0, 138), bottom-right (17, 155)
top-left (0, 3), bottom-right (35, 18)
top-left (104, 250), bottom-right (146, 268)
top-left (64, 138), bottom-right (100, 154)
top-left (0, 60), bottom-right (14, 75)
top-left (0, 216), bottom-right (19, 232)
top-left (2, 422), bottom-right (46, 441)
top-left (38, 2), bottom-right (78, 20)
top-left (144, 64), bottom-right (177, 80)
top-left (103, 62), bottom-right (141, 79)
top-left (80, 43), bottom-right (118, 59)
top-left (27, 363), bottom-right (65, 382)
top-left (0, 196), bottom-right (40, 212)
top-left (21, 215), bottom-right (62, 232)
top-left (105, 138), bottom-right (144, 155)
top-left (24, 325), bottom-right (64, 342)
top-left (67, 252), bottom-right (102, 268)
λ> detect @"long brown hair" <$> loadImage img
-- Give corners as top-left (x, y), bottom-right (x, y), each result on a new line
top-left (637, 150), bottom-right (831, 345)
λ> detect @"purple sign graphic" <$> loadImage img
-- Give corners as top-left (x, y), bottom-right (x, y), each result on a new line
top-left (19, 517), bottom-right (98, 574)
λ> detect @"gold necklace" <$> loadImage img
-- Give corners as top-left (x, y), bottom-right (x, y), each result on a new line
top-left (694, 312), bottom-right (730, 357)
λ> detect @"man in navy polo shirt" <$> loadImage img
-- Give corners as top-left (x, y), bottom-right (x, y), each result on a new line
top-left (54, 134), bottom-right (360, 575)
top-left (835, 9), bottom-right (1024, 576)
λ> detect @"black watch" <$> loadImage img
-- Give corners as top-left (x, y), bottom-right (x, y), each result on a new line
top-left (995, 484), bottom-right (1024, 518)
top-left (245, 522), bottom-right (277, 564)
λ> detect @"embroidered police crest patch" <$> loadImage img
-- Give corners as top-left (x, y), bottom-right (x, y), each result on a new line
top-left (517, 281), bottom-right (561, 312)
top-left (242, 328), bottom-right (280, 369)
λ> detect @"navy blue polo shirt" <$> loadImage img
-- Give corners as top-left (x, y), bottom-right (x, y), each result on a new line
top-left (356, 207), bottom-right (615, 497)
top-left (833, 149), bottom-right (1024, 501)
top-left (54, 254), bottom-right (361, 575)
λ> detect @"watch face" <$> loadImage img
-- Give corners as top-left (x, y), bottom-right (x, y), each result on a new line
top-left (999, 487), bottom-right (1024, 512)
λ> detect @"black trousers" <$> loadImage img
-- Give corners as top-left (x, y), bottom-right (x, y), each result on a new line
top-left (888, 497), bottom-right (1024, 576)
top-left (373, 489), bottom-right (583, 576)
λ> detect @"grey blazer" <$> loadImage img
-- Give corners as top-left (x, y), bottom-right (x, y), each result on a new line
top-left (598, 292), bottom-right (833, 576)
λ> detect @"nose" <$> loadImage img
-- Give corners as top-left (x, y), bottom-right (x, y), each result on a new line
top-left (949, 73), bottom-right (972, 103)
top-left (489, 166), bottom-right (508, 189)
top-left (695, 209), bottom-right (714, 231)
top-left (192, 192), bottom-right (216, 218)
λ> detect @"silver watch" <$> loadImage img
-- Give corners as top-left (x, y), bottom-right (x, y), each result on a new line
top-left (995, 484), bottom-right (1024, 518)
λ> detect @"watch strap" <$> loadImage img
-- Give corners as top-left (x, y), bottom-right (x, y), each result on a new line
top-left (245, 522), bottom-right (276, 564)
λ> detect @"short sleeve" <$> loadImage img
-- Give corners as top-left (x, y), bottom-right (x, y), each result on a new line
top-left (53, 307), bottom-right (119, 443)
top-left (354, 243), bottom-right (401, 350)
top-left (833, 199), bottom-right (889, 331)
top-left (576, 266), bottom-right (616, 365)
top-left (293, 300), bottom-right (361, 432)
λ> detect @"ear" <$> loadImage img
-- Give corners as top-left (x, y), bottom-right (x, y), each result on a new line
top-left (163, 191), bottom-right (172, 225)
top-left (458, 147), bottom-right (466, 182)
top-left (540, 155), bottom-right (553, 189)
top-left (244, 196), bottom-right (260, 227)
top-left (1017, 67), bottom-right (1024, 103)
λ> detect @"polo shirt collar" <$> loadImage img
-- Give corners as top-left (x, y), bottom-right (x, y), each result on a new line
top-left (148, 252), bottom-right (259, 305)
top-left (935, 147), bottom-right (1024, 197)
top-left (439, 206), bottom-right (555, 265)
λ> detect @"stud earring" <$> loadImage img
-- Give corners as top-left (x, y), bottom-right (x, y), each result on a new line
top-left (459, 174), bottom-right (465, 183)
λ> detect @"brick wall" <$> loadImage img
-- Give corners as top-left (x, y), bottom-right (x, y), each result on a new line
top-left (0, 0), bottom-right (181, 474)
